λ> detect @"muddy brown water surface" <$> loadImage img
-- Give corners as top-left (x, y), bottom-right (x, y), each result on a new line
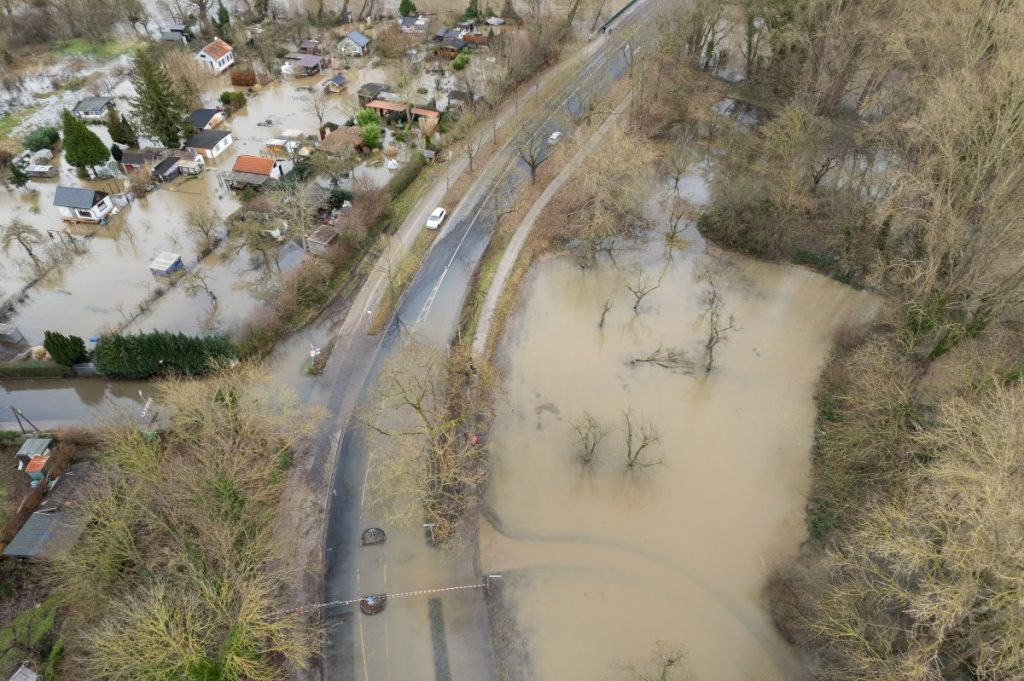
top-left (481, 180), bottom-right (877, 679)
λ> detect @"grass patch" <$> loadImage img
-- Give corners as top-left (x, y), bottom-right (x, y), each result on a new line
top-left (55, 39), bottom-right (135, 59)
top-left (0, 361), bottom-right (72, 379)
top-left (0, 596), bottom-right (61, 673)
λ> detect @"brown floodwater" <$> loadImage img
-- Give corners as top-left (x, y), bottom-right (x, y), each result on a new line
top-left (481, 179), bottom-right (877, 679)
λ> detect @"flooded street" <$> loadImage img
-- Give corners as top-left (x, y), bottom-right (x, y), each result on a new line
top-left (481, 183), bottom-right (877, 679)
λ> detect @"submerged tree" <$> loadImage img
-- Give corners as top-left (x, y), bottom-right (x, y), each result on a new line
top-left (621, 409), bottom-right (662, 472)
top-left (701, 276), bottom-right (734, 373)
top-left (570, 412), bottom-right (606, 468)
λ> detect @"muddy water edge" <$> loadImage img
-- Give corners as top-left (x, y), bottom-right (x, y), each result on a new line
top-left (480, 178), bottom-right (878, 679)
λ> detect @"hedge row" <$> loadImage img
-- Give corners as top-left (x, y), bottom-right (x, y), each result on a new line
top-left (387, 152), bottom-right (426, 199)
top-left (93, 331), bottom-right (235, 379)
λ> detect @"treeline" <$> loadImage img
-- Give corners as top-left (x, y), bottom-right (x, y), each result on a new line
top-left (649, 0), bottom-right (1024, 678)
top-left (0, 0), bottom-right (147, 47)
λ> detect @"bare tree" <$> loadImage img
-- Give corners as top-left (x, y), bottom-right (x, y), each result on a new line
top-left (621, 409), bottom-right (662, 471)
top-left (552, 124), bottom-right (655, 262)
top-left (1, 219), bottom-right (44, 268)
top-left (365, 343), bottom-right (498, 545)
top-left (571, 412), bottom-right (606, 468)
top-left (664, 193), bottom-right (690, 247)
top-left (626, 271), bottom-right (662, 312)
top-left (306, 87), bottom-right (331, 129)
top-left (268, 182), bottom-right (323, 252)
top-left (701, 277), bottom-right (734, 372)
top-left (184, 206), bottom-right (221, 255)
top-left (182, 269), bottom-right (218, 307)
top-left (452, 111), bottom-right (483, 173)
top-left (515, 131), bottom-right (546, 184)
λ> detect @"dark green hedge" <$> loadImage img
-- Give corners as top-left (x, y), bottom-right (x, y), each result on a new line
top-left (387, 152), bottom-right (425, 199)
top-left (93, 331), bottom-right (235, 379)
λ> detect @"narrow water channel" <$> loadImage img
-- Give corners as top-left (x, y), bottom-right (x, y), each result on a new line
top-left (481, 186), bottom-right (877, 679)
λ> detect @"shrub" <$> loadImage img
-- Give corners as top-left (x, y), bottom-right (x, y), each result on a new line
top-left (43, 331), bottom-right (86, 366)
top-left (354, 108), bottom-right (380, 127)
top-left (93, 331), bottom-right (235, 379)
top-left (330, 188), bottom-right (353, 206)
top-left (452, 53), bottom-right (470, 71)
top-left (22, 126), bottom-right (60, 151)
top-left (360, 123), bottom-right (382, 148)
top-left (219, 91), bottom-right (247, 108)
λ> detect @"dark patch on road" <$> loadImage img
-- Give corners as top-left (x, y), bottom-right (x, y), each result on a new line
top-left (429, 597), bottom-right (453, 681)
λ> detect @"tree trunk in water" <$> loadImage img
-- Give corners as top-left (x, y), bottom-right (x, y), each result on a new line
top-left (567, 0), bottom-right (581, 24)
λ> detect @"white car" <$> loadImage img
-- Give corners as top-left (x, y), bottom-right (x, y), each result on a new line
top-left (426, 207), bottom-right (447, 230)
top-left (547, 131), bottom-right (562, 144)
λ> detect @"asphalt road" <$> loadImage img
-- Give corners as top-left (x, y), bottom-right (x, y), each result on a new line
top-left (319, 6), bottom-right (656, 679)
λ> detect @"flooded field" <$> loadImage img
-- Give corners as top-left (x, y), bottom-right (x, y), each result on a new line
top-left (481, 181), bottom-right (877, 679)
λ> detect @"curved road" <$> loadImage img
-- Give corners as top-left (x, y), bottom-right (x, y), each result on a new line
top-left (316, 5), bottom-right (657, 679)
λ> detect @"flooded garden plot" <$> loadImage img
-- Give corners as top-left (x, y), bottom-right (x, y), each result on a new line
top-left (0, 154), bottom-right (240, 342)
top-left (480, 176), bottom-right (878, 680)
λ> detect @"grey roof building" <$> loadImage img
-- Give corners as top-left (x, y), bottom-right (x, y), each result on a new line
top-left (53, 186), bottom-right (109, 209)
top-left (184, 129), bottom-right (231, 149)
top-left (347, 31), bottom-right (370, 49)
top-left (15, 438), bottom-right (51, 459)
top-left (186, 108), bottom-right (222, 129)
top-left (71, 96), bottom-right (112, 117)
top-left (3, 511), bottom-right (84, 560)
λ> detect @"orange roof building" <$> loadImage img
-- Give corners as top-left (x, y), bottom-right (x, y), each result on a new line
top-left (232, 154), bottom-right (276, 176)
top-left (25, 455), bottom-right (50, 480)
top-left (198, 37), bottom-right (235, 73)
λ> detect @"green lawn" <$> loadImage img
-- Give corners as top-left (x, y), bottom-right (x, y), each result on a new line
top-left (56, 38), bottom-right (137, 59)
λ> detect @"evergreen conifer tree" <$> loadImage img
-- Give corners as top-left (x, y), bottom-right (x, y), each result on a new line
top-left (129, 49), bottom-right (188, 148)
top-left (214, 1), bottom-right (230, 33)
top-left (463, 0), bottom-right (479, 19)
top-left (106, 107), bottom-right (138, 146)
top-left (43, 331), bottom-right (86, 366)
top-left (110, 143), bottom-right (123, 162)
top-left (399, 0), bottom-right (417, 16)
top-left (10, 163), bottom-right (29, 190)
top-left (61, 109), bottom-right (111, 175)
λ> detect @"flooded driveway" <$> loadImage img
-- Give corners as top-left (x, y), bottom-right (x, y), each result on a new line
top-left (481, 185), bottom-right (877, 679)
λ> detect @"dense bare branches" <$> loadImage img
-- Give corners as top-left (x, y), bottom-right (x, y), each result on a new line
top-left (621, 409), bottom-right (661, 472)
top-left (570, 412), bottom-right (606, 468)
top-left (54, 366), bottom-right (320, 679)
top-left (626, 271), bottom-right (662, 312)
top-left (550, 124), bottom-right (655, 262)
top-left (801, 382), bottom-right (1024, 680)
top-left (365, 343), bottom-right (497, 545)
